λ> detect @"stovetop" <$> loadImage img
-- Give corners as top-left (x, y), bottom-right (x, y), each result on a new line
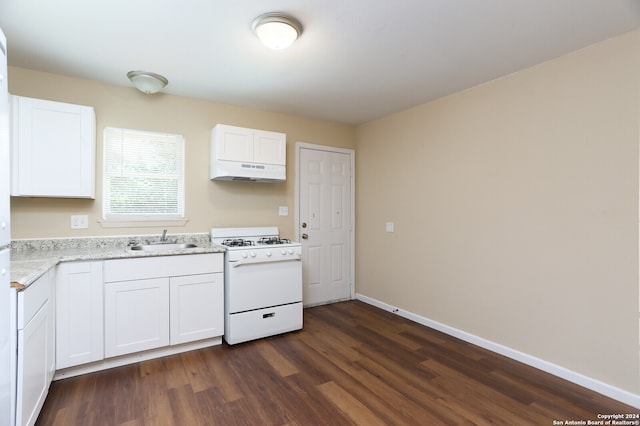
top-left (211, 227), bottom-right (300, 250)
top-left (220, 237), bottom-right (292, 247)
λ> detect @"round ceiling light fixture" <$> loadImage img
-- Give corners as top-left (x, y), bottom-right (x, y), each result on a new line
top-left (127, 70), bottom-right (168, 94)
top-left (252, 12), bottom-right (302, 50)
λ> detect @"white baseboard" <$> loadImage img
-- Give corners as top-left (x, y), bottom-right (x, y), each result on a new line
top-left (355, 293), bottom-right (640, 409)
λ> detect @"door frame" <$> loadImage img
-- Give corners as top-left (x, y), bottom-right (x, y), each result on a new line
top-left (295, 142), bottom-right (356, 301)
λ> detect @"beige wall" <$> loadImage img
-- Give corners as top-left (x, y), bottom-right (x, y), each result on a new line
top-left (356, 29), bottom-right (640, 394)
top-left (8, 67), bottom-right (356, 239)
top-left (9, 28), bottom-right (640, 397)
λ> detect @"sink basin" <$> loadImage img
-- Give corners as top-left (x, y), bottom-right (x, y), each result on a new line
top-left (129, 243), bottom-right (198, 251)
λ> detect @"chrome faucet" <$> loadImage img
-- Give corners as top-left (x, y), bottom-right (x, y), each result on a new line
top-left (160, 228), bottom-right (168, 243)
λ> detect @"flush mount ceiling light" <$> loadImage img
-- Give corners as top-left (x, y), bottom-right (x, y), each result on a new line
top-left (127, 70), bottom-right (168, 94)
top-left (252, 12), bottom-right (302, 50)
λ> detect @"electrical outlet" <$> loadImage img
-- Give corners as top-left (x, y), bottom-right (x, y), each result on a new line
top-left (279, 206), bottom-right (289, 216)
top-left (70, 215), bottom-right (88, 229)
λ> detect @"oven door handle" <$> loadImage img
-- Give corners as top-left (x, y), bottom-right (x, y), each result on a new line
top-left (231, 256), bottom-right (301, 267)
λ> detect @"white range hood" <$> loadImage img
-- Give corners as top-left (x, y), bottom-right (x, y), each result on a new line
top-left (210, 124), bottom-right (286, 183)
top-left (210, 159), bottom-right (285, 183)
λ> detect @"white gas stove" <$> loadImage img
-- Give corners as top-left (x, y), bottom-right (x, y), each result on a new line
top-left (210, 227), bottom-right (302, 344)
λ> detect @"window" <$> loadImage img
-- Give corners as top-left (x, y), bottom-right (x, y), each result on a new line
top-left (103, 127), bottom-right (185, 224)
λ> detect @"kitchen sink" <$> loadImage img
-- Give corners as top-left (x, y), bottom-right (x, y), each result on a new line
top-left (129, 243), bottom-right (198, 251)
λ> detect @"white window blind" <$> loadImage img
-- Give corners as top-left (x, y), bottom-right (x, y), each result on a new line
top-left (103, 127), bottom-right (185, 221)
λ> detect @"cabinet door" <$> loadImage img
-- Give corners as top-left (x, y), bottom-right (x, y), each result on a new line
top-left (213, 124), bottom-right (254, 162)
top-left (16, 270), bottom-right (53, 426)
top-left (11, 96), bottom-right (96, 198)
top-left (16, 300), bottom-right (49, 426)
top-left (0, 32), bottom-right (10, 246)
top-left (46, 270), bottom-right (55, 383)
top-left (56, 261), bottom-right (103, 369)
top-left (0, 250), bottom-right (13, 426)
top-left (169, 273), bottom-right (223, 345)
top-left (253, 129), bottom-right (286, 165)
top-left (105, 278), bottom-right (170, 358)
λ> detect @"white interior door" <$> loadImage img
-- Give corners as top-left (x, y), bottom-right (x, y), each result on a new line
top-left (297, 143), bottom-right (354, 306)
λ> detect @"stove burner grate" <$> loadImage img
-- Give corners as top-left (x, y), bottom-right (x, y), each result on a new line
top-left (258, 237), bottom-right (292, 245)
top-left (222, 238), bottom-right (255, 247)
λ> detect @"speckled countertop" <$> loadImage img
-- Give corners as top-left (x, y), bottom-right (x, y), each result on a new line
top-left (10, 233), bottom-right (225, 288)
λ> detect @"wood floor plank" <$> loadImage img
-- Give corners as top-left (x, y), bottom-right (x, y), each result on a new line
top-left (317, 381), bottom-right (387, 426)
top-left (222, 341), bottom-right (316, 425)
top-left (36, 301), bottom-right (638, 425)
top-left (166, 384), bottom-right (204, 426)
top-left (287, 335), bottom-right (409, 424)
top-left (138, 365), bottom-right (174, 424)
top-left (157, 355), bottom-right (190, 390)
top-left (421, 357), bottom-right (545, 425)
top-left (301, 320), bottom-right (364, 361)
top-left (198, 347), bottom-right (245, 403)
top-left (283, 373), bottom-right (355, 424)
top-left (178, 349), bottom-right (213, 393)
top-left (353, 356), bottom-right (467, 424)
top-left (254, 339), bottom-right (299, 377)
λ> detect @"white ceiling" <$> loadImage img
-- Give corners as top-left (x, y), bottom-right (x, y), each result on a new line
top-left (1, 1), bottom-right (639, 125)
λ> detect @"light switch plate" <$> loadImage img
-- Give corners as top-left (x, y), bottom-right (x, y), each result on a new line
top-left (385, 222), bottom-right (394, 233)
top-left (279, 206), bottom-right (289, 216)
top-left (71, 215), bottom-right (88, 229)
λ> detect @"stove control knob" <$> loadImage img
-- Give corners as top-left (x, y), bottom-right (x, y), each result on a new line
top-left (241, 252), bottom-right (248, 259)
top-left (288, 249), bottom-right (294, 255)
top-left (250, 251), bottom-right (256, 258)
top-left (281, 249), bottom-right (287, 256)
top-left (266, 251), bottom-right (272, 257)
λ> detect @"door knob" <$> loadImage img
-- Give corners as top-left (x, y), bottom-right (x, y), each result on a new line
top-left (301, 233), bottom-right (309, 239)
top-left (302, 222), bottom-right (307, 228)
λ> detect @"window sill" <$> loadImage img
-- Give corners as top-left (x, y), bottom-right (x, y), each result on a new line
top-left (97, 219), bottom-right (189, 228)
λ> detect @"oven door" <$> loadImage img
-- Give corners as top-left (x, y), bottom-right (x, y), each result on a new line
top-left (227, 256), bottom-right (302, 313)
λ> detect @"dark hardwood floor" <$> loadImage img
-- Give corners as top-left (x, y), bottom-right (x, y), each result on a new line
top-left (36, 300), bottom-right (637, 425)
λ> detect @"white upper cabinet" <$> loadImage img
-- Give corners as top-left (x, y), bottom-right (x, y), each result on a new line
top-left (213, 124), bottom-right (286, 165)
top-left (253, 129), bottom-right (286, 165)
top-left (11, 95), bottom-right (96, 198)
top-left (213, 125), bottom-right (253, 163)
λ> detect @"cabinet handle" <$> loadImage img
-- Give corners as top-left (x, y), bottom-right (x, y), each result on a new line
top-left (263, 312), bottom-right (275, 319)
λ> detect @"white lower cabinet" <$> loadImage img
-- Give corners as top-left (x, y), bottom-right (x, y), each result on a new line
top-left (103, 254), bottom-right (224, 358)
top-left (56, 261), bottom-right (103, 369)
top-left (105, 278), bottom-right (170, 357)
top-left (13, 252), bottom-right (223, 422)
top-left (16, 269), bottom-right (54, 426)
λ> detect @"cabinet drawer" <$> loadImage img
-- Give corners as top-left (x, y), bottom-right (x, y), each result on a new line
top-left (18, 270), bottom-right (51, 330)
top-left (104, 253), bottom-right (223, 282)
